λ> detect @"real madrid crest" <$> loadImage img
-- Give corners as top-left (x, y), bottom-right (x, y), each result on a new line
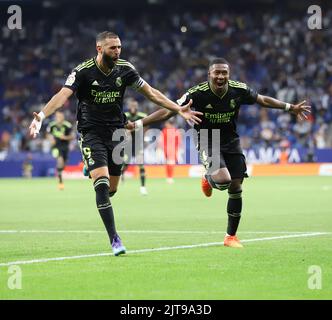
top-left (115, 77), bottom-right (122, 87)
top-left (230, 99), bottom-right (236, 109)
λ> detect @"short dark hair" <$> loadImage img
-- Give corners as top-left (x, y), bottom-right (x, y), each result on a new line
top-left (209, 58), bottom-right (230, 68)
top-left (96, 31), bottom-right (119, 43)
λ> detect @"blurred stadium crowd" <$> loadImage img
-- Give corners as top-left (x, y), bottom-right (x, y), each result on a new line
top-left (0, 6), bottom-right (331, 154)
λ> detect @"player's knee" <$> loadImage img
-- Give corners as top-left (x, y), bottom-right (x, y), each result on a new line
top-left (228, 186), bottom-right (242, 194)
top-left (228, 179), bottom-right (243, 193)
top-left (57, 158), bottom-right (64, 167)
top-left (206, 175), bottom-right (231, 191)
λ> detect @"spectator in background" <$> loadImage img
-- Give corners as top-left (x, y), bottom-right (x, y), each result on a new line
top-left (293, 118), bottom-right (312, 148)
top-left (159, 120), bottom-right (182, 184)
top-left (0, 131), bottom-right (11, 151)
top-left (0, 8), bottom-right (331, 154)
top-left (279, 139), bottom-right (290, 164)
top-left (22, 153), bottom-right (33, 178)
top-left (314, 124), bottom-right (328, 149)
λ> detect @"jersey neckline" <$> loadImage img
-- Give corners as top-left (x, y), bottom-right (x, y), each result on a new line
top-left (93, 57), bottom-right (115, 77)
top-left (209, 81), bottom-right (229, 100)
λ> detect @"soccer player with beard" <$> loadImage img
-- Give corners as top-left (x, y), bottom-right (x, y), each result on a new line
top-left (131, 58), bottom-right (311, 248)
top-left (28, 31), bottom-right (201, 256)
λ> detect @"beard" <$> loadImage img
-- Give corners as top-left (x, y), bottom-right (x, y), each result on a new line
top-left (102, 53), bottom-right (115, 69)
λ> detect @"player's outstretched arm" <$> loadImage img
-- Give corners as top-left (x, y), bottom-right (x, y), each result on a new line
top-left (144, 108), bottom-right (175, 125)
top-left (137, 83), bottom-right (202, 124)
top-left (29, 87), bottom-right (73, 138)
top-left (125, 109), bottom-right (176, 131)
top-left (256, 94), bottom-right (311, 121)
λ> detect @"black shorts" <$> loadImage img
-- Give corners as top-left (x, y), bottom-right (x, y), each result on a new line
top-left (199, 149), bottom-right (248, 179)
top-left (78, 130), bottom-right (126, 176)
top-left (52, 147), bottom-right (69, 162)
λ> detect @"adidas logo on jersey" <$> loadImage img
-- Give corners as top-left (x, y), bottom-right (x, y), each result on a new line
top-left (92, 80), bottom-right (99, 86)
top-left (205, 104), bottom-right (213, 109)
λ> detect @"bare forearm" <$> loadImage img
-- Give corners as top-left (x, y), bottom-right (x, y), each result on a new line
top-left (256, 94), bottom-right (311, 120)
top-left (152, 91), bottom-right (181, 112)
top-left (257, 94), bottom-right (289, 110)
top-left (138, 83), bottom-right (198, 123)
top-left (39, 88), bottom-right (73, 118)
top-left (41, 93), bottom-right (67, 117)
top-left (142, 108), bottom-right (175, 126)
top-left (142, 86), bottom-right (181, 113)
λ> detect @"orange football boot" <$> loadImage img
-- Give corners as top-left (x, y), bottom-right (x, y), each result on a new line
top-left (224, 235), bottom-right (243, 248)
top-left (201, 176), bottom-right (212, 197)
top-left (58, 183), bottom-right (65, 190)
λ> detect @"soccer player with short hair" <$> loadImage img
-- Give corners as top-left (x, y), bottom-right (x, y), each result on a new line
top-left (131, 58), bottom-right (311, 248)
top-left (46, 110), bottom-right (73, 190)
top-left (29, 31), bottom-right (201, 256)
top-left (123, 98), bottom-right (148, 195)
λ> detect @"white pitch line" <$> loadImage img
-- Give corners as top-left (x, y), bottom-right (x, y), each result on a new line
top-left (0, 232), bottom-right (328, 267)
top-left (0, 230), bottom-right (330, 235)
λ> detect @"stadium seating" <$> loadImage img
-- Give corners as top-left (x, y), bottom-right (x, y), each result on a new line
top-left (1, 4), bottom-right (331, 154)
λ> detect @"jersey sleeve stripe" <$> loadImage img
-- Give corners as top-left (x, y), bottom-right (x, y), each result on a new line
top-left (75, 58), bottom-right (93, 69)
top-left (116, 60), bottom-right (136, 69)
top-left (228, 80), bottom-right (247, 89)
top-left (63, 121), bottom-right (73, 128)
top-left (188, 82), bottom-right (209, 93)
top-left (76, 60), bottom-right (94, 71)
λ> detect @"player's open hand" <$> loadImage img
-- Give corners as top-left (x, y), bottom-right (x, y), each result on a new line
top-left (29, 112), bottom-right (43, 138)
top-left (178, 99), bottom-right (203, 125)
top-left (290, 100), bottom-right (311, 121)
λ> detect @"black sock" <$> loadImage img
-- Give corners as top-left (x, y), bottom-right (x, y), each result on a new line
top-left (227, 191), bottom-right (242, 236)
top-left (139, 165), bottom-right (145, 187)
top-left (94, 177), bottom-right (117, 243)
top-left (57, 167), bottom-right (63, 183)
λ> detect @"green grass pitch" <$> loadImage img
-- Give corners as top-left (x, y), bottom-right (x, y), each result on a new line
top-left (0, 176), bottom-right (331, 299)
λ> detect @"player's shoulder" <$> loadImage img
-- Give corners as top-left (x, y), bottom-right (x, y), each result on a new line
top-left (187, 81), bottom-right (210, 94)
top-left (115, 58), bottom-right (136, 70)
top-left (73, 58), bottom-right (95, 73)
top-left (228, 79), bottom-right (248, 90)
top-left (47, 120), bottom-right (56, 128)
top-left (63, 121), bottom-right (73, 128)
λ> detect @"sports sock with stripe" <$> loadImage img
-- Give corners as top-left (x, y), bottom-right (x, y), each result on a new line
top-left (94, 176), bottom-right (117, 243)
